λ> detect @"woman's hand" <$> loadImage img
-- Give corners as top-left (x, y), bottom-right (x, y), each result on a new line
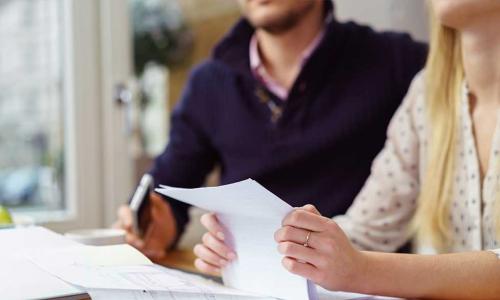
top-left (274, 205), bottom-right (367, 292)
top-left (194, 212), bottom-right (237, 276)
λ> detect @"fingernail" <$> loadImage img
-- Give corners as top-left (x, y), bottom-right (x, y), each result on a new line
top-left (227, 252), bottom-right (236, 260)
top-left (217, 232), bottom-right (225, 240)
top-left (219, 259), bottom-right (227, 266)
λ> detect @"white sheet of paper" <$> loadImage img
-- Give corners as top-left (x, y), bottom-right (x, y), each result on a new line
top-left (87, 287), bottom-right (399, 300)
top-left (156, 179), bottom-right (317, 300)
top-left (317, 286), bottom-right (401, 300)
top-left (0, 226), bottom-right (78, 254)
top-left (0, 227), bottom-right (84, 300)
top-left (27, 244), bottom-right (159, 291)
top-left (28, 243), bottom-right (152, 268)
top-left (31, 248), bottom-right (271, 299)
top-left (88, 287), bottom-right (274, 300)
top-left (23, 228), bottom-right (272, 299)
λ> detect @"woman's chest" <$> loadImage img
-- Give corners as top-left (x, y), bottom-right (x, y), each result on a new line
top-left (447, 97), bottom-right (500, 251)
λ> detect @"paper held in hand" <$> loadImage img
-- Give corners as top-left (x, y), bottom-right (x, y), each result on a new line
top-left (156, 179), bottom-right (318, 300)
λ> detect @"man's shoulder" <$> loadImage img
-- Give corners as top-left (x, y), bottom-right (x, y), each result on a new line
top-left (187, 59), bottom-right (238, 84)
top-left (329, 20), bottom-right (428, 83)
top-left (335, 20), bottom-right (427, 55)
top-left (176, 59), bottom-right (242, 109)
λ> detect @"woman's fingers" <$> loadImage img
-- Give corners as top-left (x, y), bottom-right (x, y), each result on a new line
top-left (299, 204), bottom-right (321, 215)
top-left (193, 243), bottom-right (228, 268)
top-left (194, 258), bottom-right (221, 276)
top-left (281, 257), bottom-right (319, 282)
top-left (282, 209), bottom-right (328, 232)
top-left (197, 213), bottom-right (237, 274)
top-left (276, 206), bottom-right (360, 291)
top-left (274, 225), bottom-right (320, 249)
top-left (200, 213), bottom-right (226, 240)
top-left (278, 241), bottom-right (323, 267)
top-left (202, 232), bottom-right (236, 261)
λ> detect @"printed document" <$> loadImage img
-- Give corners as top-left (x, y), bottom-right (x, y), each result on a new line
top-left (27, 243), bottom-right (269, 299)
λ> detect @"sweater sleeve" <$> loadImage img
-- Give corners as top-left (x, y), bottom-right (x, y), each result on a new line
top-left (149, 65), bottom-right (218, 244)
top-left (333, 72), bottom-right (425, 252)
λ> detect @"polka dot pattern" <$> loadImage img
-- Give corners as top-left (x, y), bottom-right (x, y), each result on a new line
top-left (333, 72), bottom-right (500, 257)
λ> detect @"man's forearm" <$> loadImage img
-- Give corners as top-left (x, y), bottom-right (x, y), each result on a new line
top-left (355, 250), bottom-right (500, 299)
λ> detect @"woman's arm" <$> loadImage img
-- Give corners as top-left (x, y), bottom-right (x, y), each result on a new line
top-left (360, 250), bottom-right (500, 299)
top-left (276, 206), bottom-right (500, 300)
top-left (359, 251), bottom-right (500, 299)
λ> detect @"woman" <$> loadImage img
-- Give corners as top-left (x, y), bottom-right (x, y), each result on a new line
top-left (194, 0), bottom-right (500, 298)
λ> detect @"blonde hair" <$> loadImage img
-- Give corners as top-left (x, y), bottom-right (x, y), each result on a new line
top-left (412, 9), bottom-right (464, 251)
top-left (413, 7), bottom-right (500, 251)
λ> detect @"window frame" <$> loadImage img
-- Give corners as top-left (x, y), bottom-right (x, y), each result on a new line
top-left (10, 0), bottom-right (134, 232)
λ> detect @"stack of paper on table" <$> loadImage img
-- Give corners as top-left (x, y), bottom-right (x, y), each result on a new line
top-left (0, 226), bottom-right (268, 300)
top-left (24, 234), bottom-right (395, 300)
top-left (26, 239), bottom-right (272, 300)
top-left (156, 179), bottom-right (317, 300)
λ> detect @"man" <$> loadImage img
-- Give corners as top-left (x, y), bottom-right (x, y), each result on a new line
top-left (115, 0), bottom-right (427, 263)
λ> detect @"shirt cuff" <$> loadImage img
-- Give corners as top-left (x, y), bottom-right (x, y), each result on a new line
top-left (490, 248), bottom-right (500, 259)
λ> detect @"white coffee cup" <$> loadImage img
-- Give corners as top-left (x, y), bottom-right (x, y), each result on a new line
top-left (65, 228), bottom-right (126, 246)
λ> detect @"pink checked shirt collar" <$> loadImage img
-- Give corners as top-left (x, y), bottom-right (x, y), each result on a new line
top-left (249, 28), bottom-right (325, 101)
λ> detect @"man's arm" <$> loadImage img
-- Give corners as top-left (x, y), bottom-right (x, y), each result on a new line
top-left (149, 64), bottom-right (219, 245)
top-left (116, 64), bottom-right (219, 257)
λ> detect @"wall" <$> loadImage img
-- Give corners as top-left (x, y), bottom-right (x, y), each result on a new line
top-left (168, 1), bottom-right (241, 110)
top-left (335, 0), bottom-right (429, 42)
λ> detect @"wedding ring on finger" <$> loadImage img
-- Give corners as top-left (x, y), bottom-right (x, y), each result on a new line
top-left (303, 231), bottom-right (311, 248)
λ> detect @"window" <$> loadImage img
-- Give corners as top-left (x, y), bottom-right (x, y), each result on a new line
top-left (0, 0), bottom-right (135, 231)
top-left (0, 0), bottom-right (65, 212)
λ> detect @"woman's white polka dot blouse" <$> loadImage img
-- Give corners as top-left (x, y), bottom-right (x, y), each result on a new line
top-left (333, 71), bottom-right (500, 258)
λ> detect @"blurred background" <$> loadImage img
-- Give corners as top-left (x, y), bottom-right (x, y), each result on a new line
top-left (0, 0), bottom-right (427, 248)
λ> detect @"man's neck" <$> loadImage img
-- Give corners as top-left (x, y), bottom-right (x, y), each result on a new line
top-left (461, 13), bottom-right (500, 106)
top-left (255, 4), bottom-right (324, 89)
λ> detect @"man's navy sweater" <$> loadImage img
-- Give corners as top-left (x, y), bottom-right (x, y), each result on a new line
top-left (149, 14), bottom-right (427, 239)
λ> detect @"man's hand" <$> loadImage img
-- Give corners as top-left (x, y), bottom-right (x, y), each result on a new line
top-left (113, 192), bottom-right (177, 262)
top-left (194, 212), bottom-right (237, 276)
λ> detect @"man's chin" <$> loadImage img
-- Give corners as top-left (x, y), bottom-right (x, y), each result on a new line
top-left (247, 14), bottom-right (298, 34)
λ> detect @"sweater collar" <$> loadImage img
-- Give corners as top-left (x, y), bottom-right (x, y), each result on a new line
top-left (212, 0), bottom-right (336, 77)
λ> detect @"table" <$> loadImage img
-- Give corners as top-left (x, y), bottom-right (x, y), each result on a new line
top-left (2, 227), bottom-right (205, 300)
top-left (160, 249), bottom-right (199, 274)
